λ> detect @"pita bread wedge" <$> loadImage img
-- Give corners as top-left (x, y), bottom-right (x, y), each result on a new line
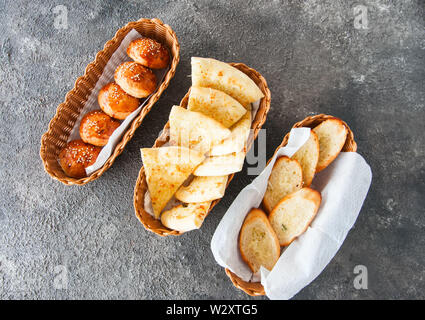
top-left (292, 130), bottom-right (320, 187)
top-left (209, 110), bottom-right (252, 156)
top-left (188, 87), bottom-right (247, 128)
top-left (161, 201), bottom-right (211, 232)
top-left (141, 146), bottom-right (205, 218)
top-left (239, 208), bottom-right (280, 273)
top-left (191, 57), bottom-right (264, 108)
top-left (313, 118), bottom-right (348, 172)
top-left (169, 105), bottom-right (231, 154)
top-left (262, 156), bottom-right (303, 213)
top-left (175, 175), bottom-right (228, 203)
top-left (193, 151), bottom-right (245, 176)
top-left (269, 188), bottom-right (321, 246)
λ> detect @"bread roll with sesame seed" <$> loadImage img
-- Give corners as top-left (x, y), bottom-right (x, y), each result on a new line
top-left (59, 140), bottom-right (101, 178)
top-left (127, 38), bottom-right (170, 69)
top-left (79, 110), bottom-right (120, 147)
top-left (114, 61), bottom-right (157, 98)
top-left (98, 82), bottom-right (140, 120)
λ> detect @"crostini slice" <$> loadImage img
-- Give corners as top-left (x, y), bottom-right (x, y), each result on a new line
top-left (292, 130), bottom-right (320, 187)
top-left (239, 208), bottom-right (281, 273)
top-left (313, 118), bottom-right (348, 172)
top-left (269, 188), bottom-right (321, 246)
top-left (262, 156), bottom-right (303, 213)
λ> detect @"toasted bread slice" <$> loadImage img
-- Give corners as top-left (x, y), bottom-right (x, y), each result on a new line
top-left (141, 146), bottom-right (205, 218)
top-left (161, 201), bottom-right (211, 232)
top-left (262, 156), bottom-right (303, 213)
top-left (169, 105), bottom-right (231, 154)
top-left (269, 188), bottom-right (321, 246)
top-left (313, 118), bottom-right (348, 172)
top-left (209, 110), bottom-right (251, 156)
top-left (175, 175), bottom-right (228, 203)
top-left (292, 130), bottom-right (320, 187)
top-left (191, 57), bottom-right (264, 108)
top-left (193, 151), bottom-right (245, 176)
top-left (239, 208), bottom-right (281, 273)
top-left (188, 86), bottom-right (247, 128)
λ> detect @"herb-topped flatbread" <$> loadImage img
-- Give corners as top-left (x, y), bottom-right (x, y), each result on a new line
top-left (141, 146), bottom-right (205, 218)
top-left (191, 57), bottom-right (264, 108)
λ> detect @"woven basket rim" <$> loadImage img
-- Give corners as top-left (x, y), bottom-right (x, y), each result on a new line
top-left (225, 113), bottom-right (357, 296)
top-left (40, 18), bottom-right (180, 185)
top-left (133, 62), bottom-right (271, 236)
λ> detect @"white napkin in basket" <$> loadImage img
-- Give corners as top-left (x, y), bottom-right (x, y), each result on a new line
top-left (211, 128), bottom-right (372, 299)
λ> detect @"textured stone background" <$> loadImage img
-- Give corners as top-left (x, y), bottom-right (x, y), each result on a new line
top-left (0, 0), bottom-right (424, 299)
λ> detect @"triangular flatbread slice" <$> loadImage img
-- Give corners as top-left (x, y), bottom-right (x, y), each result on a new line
top-left (169, 105), bottom-right (231, 154)
top-left (209, 110), bottom-right (251, 156)
top-left (161, 201), bottom-right (211, 232)
top-left (175, 175), bottom-right (228, 203)
top-left (191, 57), bottom-right (264, 108)
top-left (188, 86), bottom-right (246, 128)
top-left (141, 146), bottom-right (205, 218)
top-left (193, 151), bottom-right (245, 176)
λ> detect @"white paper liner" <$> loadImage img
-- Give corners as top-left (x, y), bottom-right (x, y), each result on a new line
top-left (65, 29), bottom-right (169, 175)
top-left (210, 128), bottom-right (372, 299)
top-left (143, 100), bottom-right (261, 219)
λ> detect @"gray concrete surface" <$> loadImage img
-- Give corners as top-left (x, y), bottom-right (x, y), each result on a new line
top-left (0, 0), bottom-right (424, 299)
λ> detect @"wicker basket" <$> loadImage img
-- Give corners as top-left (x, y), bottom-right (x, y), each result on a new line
top-left (225, 114), bottom-right (357, 296)
top-left (40, 18), bottom-right (180, 185)
top-left (133, 63), bottom-right (271, 236)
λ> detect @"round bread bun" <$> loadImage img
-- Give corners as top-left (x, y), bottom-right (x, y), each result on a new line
top-left (98, 82), bottom-right (140, 120)
top-left (79, 110), bottom-right (120, 146)
top-left (127, 38), bottom-right (170, 69)
top-left (114, 61), bottom-right (157, 98)
top-left (59, 140), bottom-right (101, 178)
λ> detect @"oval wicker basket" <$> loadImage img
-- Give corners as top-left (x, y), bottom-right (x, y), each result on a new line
top-left (40, 18), bottom-right (180, 185)
top-left (225, 113), bottom-right (357, 296)
top-left (133, 63), bottom-right (271, 236)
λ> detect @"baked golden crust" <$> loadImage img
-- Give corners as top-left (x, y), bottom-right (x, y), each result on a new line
top-left (292, 130), bottom-right (319, 187)
top-left (268, 187), bottom-right (321, 246)
top-left (141, 146), bottom-right (205, 218)
top-left (262, 156), bottom-right (303, 213)
top-left (239, 208), bottom-right (280, 273)
top-left (59, 140), bottom-right (101, 178)
top-left (79, 110), bottom-right (120, 146)
top-left (127, 38), bottom-right (170, 69)
top-left (98, 82), bottom-right (140, 120)
top-left (313, 118), bottom-right (348, 172)
top-left (114, 61), bottom-right (157, 98)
